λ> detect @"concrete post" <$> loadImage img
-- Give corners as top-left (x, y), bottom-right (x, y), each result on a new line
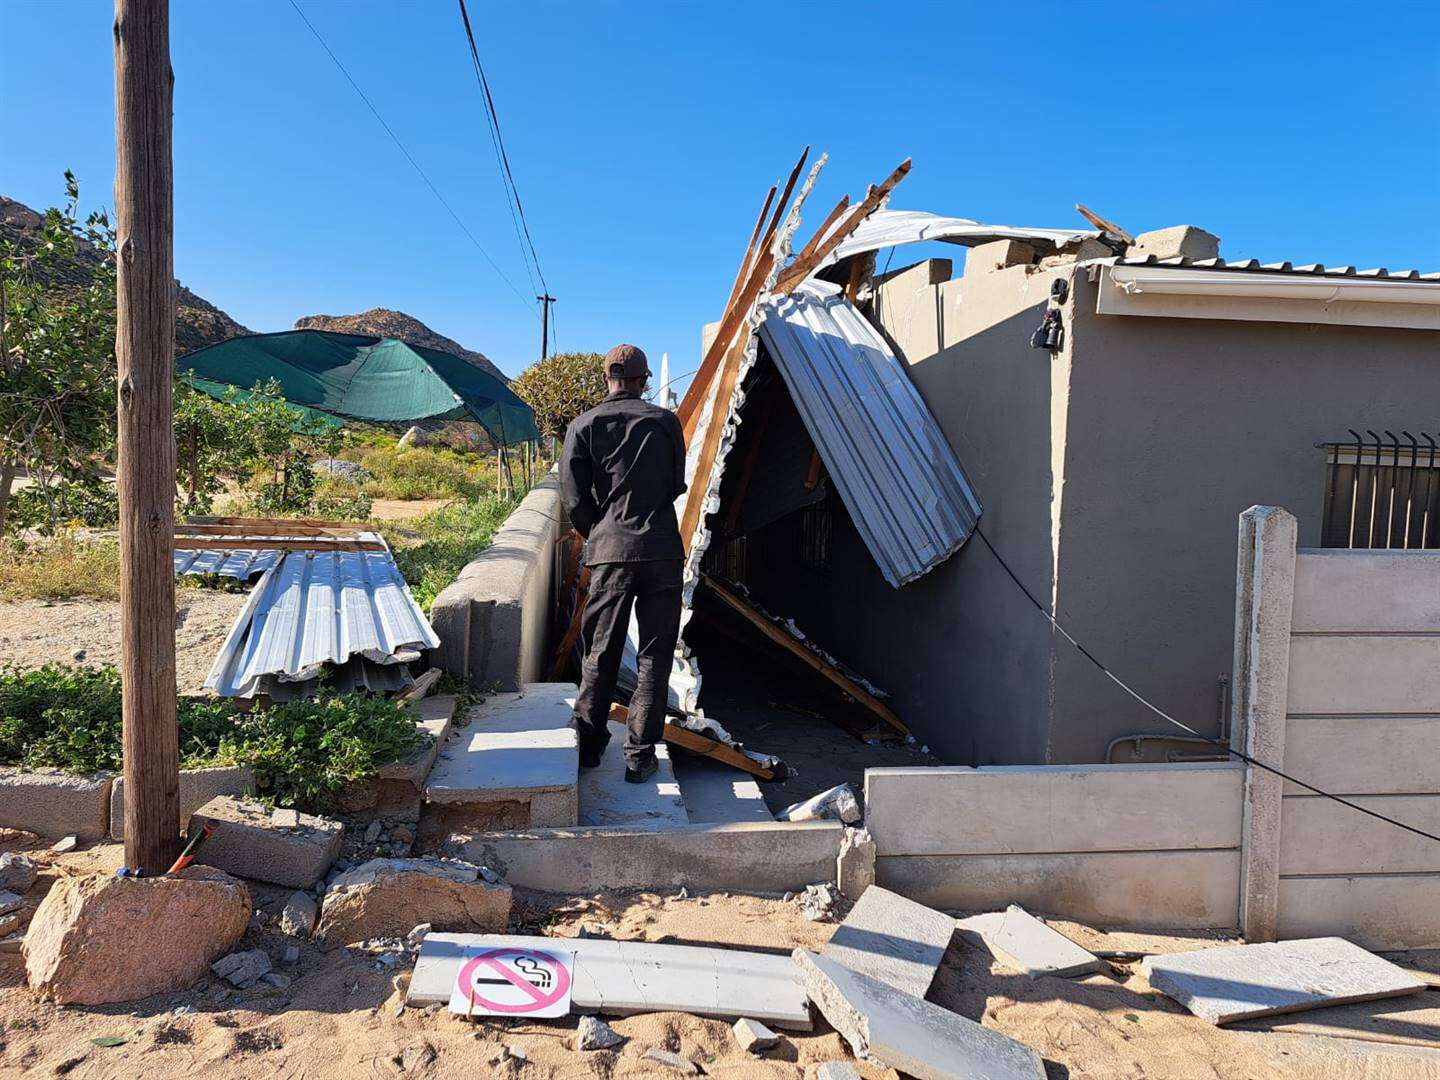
top-left (1233, 506), bottom-right (1297, 942)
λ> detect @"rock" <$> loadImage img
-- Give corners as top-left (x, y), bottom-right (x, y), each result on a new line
top-left (24, 867), bottom-right (250, 1005)
top-left (643, 1049), bottom-right (699, 1074)
top-left (282, 945), bottom-right (300, 965)
top-left (72, 649), bottom-right (86, 661)
top-left (279, 891), bottom-right (318, 938)
top-left (261, 972), bottom-right (292, 990)
top-left (211, 948), bottom-right (272, 989)
top-left (780, 783), bottom-right (861, 825)
top-left (398, 1041), bottom-right (436, 1072)
top-left (477, 866), bottom-right (501, 885)
top-left (0, 852), bottom-right (38, 892)
top-left (0, 933), bottom-right (22, 953)
top-left (316, 858), bottom-right (511, 947)
top-left (313, 457), bottom-right (369, 481)
top-left (0, 913), bottom-right (19, 936)
top-left (364, 821), bottom-right (383, 845)
top-left (576, 1015), bottom-right (624, 1051)
top-left (733, 1017), bottom-right (779, 1053)
top-left (816, 1064), bottom-right (862, 1080)
top-left (504, 1046), bottom-right (528, 1063)
top-left (390, 825), bottom-right (415, 846)
top-left (406, 923), bottom-right (431, 949)
top-left (0, 890), bottom-right (23, 916)
top-left (799, 883), bottom-right (837, 922)
top-left (50, 835), bottom-right (79, 854)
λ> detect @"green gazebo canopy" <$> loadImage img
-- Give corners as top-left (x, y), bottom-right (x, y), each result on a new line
top-left (177, 329), bottom-right (539, 444)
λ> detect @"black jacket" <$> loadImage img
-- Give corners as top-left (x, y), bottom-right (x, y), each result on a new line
top-left (560, 390), bottom-right (687, 565)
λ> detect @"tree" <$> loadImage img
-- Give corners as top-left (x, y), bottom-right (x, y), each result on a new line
top-left (0, 174), bottom-right (118, 533)
top-left (510, 351), bottom-right (607, 440)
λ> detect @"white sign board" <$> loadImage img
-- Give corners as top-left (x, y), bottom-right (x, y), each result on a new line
top-left (447, 945), bottom-right (576, 1019)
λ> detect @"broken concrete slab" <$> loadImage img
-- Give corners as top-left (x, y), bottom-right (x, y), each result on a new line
top-left (578, 720), bottom-right (687, 827)
top-left (820, 885), bottom-right (954, 997)
top-left (379, 695), bottom-right (458, 785)
top-left (0, 768), bottom-right (111, 840)
top-left (423, 684), bottom-right (578, 828)
top-left (835, 827), bottom-right (875, 900)
top-left (733, 1017), bottom-right (779, 1053)
top-left (1140, 937), bottom-right (1426, 1025)
top-left (109, 765), bottom-right (253, 841)
top-left (780, 783), bottom-right (860, 824)
top-left (794, 949), bottom-right (1045, 1080)
top-left (957, 905), bottom-right (1105, 979)
top-left (315, 858), bottom-right (511, 947)
top-left (409, 933), bottom-right (813, 1029)
top-left (25, 867), bottom-right (250, 1005)
top-left (190, 796), bottom-right (343, 889)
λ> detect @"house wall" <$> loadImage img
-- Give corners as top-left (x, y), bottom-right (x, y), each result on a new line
top-left (869, 258), bottom-right (1438, 763)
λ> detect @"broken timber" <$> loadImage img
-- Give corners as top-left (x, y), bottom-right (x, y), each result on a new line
top-left (701, 576), bottom-right (908, 737)
top-left (609, 704), bottom-right (778, 781)
top-left (172, 537), bottom-right (387, 552)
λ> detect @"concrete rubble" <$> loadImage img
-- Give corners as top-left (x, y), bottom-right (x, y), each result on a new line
top-left (732, 1017), bottom-right (780, 1053)
top-left (820, 885), bottom-right (953, 997)
top-left (780, 782), bottom-right (861, 824)
top-left (958, 905), bottom-right (1105, 978)
top-left (798, 882), bottom-right (838, 921)
top-left (190, 795), bottom-right (343, 889)
top-left (1141, 937), bottom-right (1427, 1024)
top-left (575, 1015), bottom-right (624, 1051)
top-left (24, 867), bottom-right (250, 1005)
top-left (211, 947), bottom-right (273, 989)
top-left (835, 826), bottom-right (875, 899)
top-left (816, 1064), bottom-right (862, 1080)
top-left (643, 1048), bottom-right (700, 1074)
top-left (315, 857), bottom-right (511, 947)
top-left (794, 949), bottom-right (1046, 1080)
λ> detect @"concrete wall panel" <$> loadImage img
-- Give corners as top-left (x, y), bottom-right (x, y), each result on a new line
top-left (877, 850), bottom-right (1240, 929)
top-left (1280, 794), bottom-right (1440, 874)
top-left (1291, 550), bottom-right (1440, 633)
top-left (1277, 876), bottom-right (1440, 950)
top-left (1283, 715), bottom-right (1440, 795)
top-left (865, 763), bottom-right (1243, 857)
top-left (1286, 635), bottom-right (1440, 714)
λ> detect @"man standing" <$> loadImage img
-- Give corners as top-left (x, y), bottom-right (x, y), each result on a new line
top-left (560, 344), bottom-right (686, 783)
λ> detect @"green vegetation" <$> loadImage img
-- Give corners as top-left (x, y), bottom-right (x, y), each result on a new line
top-left (320, 441), bottom-right (498, 502)
top-left (0, 535), bottom-right (122, 602)
top-left (0, 664), bottom-right (428, 812)
top-left (510, 351), bottom-right (607, 439)
top-left (388, 493), bottom-right (521, 609)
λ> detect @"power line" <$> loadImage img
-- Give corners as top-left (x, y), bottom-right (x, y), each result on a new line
top-left (972, 525), bottom-right (1440, 847)
top-left (287, 0), bottom-right (538, 320)
top-left (455, 0), bottom-right (549, 297)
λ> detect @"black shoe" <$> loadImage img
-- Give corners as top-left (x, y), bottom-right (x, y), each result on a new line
top-left (624, 757), bottom-right (659, 784)
top-left (580, 749), bottom-right (603, 769)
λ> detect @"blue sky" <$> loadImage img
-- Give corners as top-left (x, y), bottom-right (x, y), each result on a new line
top-left (4, 1), bottom-right (1438, 384)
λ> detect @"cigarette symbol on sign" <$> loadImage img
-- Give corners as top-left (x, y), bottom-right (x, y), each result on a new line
top-left (512, 956), bottom-right (552, 990)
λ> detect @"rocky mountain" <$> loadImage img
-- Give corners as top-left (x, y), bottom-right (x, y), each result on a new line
top-left (1, 194), bottom-right (251, 355)
top-left (294, 308), bottom-right (507, 382)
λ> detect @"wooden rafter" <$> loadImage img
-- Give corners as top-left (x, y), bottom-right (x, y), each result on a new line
top-left (177, 522), bottom-right (369, 539)
top-left (721, 184), bottom-right (776, 317)
top-left (609, 703), bottom-right (778, 782)
top-left (1075, 202), bottom-right (1134, 245)
top-left (701, 575), bottom-right (909, 737)
top-left (789, 194), bottom-right (851, 268)
top-left (172, 537), bottom-right (387, 552)
top-left (186, 514), bottom-right (366, 530)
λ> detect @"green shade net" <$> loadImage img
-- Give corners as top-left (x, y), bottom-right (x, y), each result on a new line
top-left (177, 329), bottom-right (539, 444)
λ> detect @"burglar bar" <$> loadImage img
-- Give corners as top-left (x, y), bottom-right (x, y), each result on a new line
top-left (1318, 431), bottom-right (1440, 550)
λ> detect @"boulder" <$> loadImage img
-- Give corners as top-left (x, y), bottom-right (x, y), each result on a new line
top-left (279, 891), bottom-right (318, 938)
top-left (315, 858), bottom-right (511, 947)
top-left (24, 867), bottom-right (250, 1005)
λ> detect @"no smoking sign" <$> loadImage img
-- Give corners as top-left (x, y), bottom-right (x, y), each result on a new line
top-left (447, 946), bottom-right (575, 1018)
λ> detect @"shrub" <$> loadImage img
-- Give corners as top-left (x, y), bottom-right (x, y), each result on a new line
top-left (0, 535), bottom-right (122, 601)
top-left (0, 664), bottom-right (429, 813)
top-left (323, 442), bottom-right (497, 502)
top-left (510, 351), bottom-right (607, 439)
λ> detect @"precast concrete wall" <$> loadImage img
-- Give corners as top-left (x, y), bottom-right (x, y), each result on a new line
top-left (431, 472), bottom-right (564, 690)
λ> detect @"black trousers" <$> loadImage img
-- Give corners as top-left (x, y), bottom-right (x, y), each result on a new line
top-left (573, 559), bottom-right (683, 767)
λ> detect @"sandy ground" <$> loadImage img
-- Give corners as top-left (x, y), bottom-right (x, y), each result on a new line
top-left (0, 590), bottom-right (248, 691)
top-left (0, 835), bottom-right (1438, 1078)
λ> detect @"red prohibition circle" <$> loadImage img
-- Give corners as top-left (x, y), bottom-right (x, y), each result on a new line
top-left (455, 947), bottom-right (573, 1014)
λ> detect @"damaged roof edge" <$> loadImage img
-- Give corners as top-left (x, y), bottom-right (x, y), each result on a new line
top-left (758, 280), bottom-right (983, 587)
top-left (816, 208), bottom-right (1098, 273)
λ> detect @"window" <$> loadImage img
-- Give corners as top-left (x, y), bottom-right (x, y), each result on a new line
top-left (800, 498), bottom-right (833, 569)
top-left (1320, 433), bottom-right (1440, 549)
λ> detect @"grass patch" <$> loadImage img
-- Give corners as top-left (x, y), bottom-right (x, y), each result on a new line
top-left (0, 536), bottom-right (122, 602)
top-left (322, 443), bottom-right (500, 502)
top-left (0, 663), bottom-right (428, 813)
top-left (387, 493), bottom-right (522, 610)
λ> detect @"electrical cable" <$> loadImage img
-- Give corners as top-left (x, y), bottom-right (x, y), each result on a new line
top-left (972, 524), bottom-right (1440, 846)
top-left (287, 0), bottom-right (538, 320)
top-left (456, 0), bottom-right (548, 296)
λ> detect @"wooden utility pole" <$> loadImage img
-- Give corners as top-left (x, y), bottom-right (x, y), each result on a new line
top-left (537, 293), bottom-right (555, 358)
top-left (114, 0), bottom-right (181, 873)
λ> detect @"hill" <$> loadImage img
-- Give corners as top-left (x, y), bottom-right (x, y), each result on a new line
top-left (294, 308), bottom-right (507, 382)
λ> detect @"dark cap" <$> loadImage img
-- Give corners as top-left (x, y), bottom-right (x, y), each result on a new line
top-left (604, 343), bottom-right (649, 380)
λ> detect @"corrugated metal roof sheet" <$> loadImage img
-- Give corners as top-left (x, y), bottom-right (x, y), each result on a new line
top-left (173, 548), bottom-right (281, 579)
top-left (757, 280), bottom-right (982, 586)
top-left (817, 209), bottom-right (1097, 272)
top-left (1116, 254), bottom-right (1440, 280)
top-left (205, 548), bottom-right (439, 698)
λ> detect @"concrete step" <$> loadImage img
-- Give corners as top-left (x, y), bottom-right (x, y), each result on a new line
top-left (578, 721), bottom-right (688, 827)
top-left (673, 757), bottom-right (775, 824)
top-left (422, 683), bottom-right (578, 830)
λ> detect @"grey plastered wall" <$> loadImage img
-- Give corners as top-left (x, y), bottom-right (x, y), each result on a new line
top-left (866, 763), bottom-right (1244, 928)
top-left (1048, 276), bottom-right (1439, 761)
top-left (431, 472), bottom-right (564, 690)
